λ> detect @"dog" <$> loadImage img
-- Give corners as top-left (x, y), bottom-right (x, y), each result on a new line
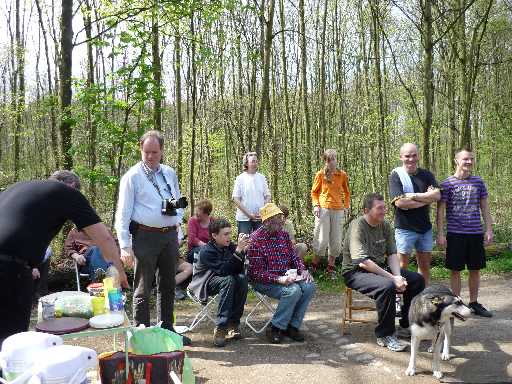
top-left (405, 284), bottom-right (471, 379)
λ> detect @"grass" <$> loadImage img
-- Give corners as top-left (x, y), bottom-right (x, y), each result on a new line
top-left (312, 268), bottom-right (345, 293)
top-left (429, 250), bottom-right (512, 280)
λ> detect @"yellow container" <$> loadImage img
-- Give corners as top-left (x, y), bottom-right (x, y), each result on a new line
top-left (91, 296), bottom-right (106, 316)
top-left (103, 277), bottom-right (114, 310)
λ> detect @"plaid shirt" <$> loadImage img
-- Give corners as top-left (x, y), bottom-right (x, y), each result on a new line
top-left (247, 226), bottom-right (305, 285)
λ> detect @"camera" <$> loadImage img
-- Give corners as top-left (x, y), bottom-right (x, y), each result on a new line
top-left (161, 196), bottom-right (188, 216)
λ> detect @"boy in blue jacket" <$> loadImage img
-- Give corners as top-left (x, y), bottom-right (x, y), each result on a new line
top-left (188, 218), bottom-right (250, 347)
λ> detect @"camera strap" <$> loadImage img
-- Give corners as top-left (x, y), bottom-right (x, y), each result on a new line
top-left (140, 161), bottom-right (175, 200)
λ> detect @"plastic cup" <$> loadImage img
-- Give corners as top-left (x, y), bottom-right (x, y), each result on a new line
top-left (108, 288), bottom-right (123, 312)
top-left (91, 296), bottom-right (106, 316)
top-left (286, 269), bottom-right (297, 279)
top-left (103, 277), bottom-right (114, 309)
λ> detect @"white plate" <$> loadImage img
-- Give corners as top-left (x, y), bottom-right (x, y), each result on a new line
top-left (89, 313), bottom-right (124, 329)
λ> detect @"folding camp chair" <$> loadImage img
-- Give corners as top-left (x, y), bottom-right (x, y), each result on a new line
top-left (181, 289), bottom-right (218, 333)
top-left (74, 261), bottom-right (89, 291)
top-left (244, 285), bottom-right (276, 334)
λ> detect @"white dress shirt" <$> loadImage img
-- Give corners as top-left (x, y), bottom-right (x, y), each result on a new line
top-left (115, 162), bottom-right (184, 249)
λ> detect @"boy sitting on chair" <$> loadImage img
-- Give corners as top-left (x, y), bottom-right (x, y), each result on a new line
top-left (188, 218), bottom-right (250, 347)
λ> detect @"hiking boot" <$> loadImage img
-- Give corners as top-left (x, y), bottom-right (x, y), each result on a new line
top-left (227, 324), bottom-right (243, 340)
top-left (266, 325), bottom-right (283, 344)
top-left (469, 302), bottom-right (492, 318)
top-left (285, 325), bottom-right (305, 342)
top-left (213, 327), bottom-right (228, 347)
top-left (395, 326), bottom-right (411, 339)
top-left (376, 335), bottom-right (407, 352)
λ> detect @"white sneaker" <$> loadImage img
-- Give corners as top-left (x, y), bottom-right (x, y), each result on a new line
top-left (376, 335), bottom-right (407, 352)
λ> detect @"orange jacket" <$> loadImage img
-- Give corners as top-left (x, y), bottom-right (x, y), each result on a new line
top-left (311, 169), bottom-right (350, 209)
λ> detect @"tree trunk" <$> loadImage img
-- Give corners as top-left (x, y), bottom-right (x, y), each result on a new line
top-left (188, 12), bottom-right (197, 214)
top-left (84, 0), bottom-right (97, 203)
top-left (35, 0), bottom-right (59, 169)
top-left (59, 0), bottom-right (74, 170)
top-left (152, 0), bottom-right (162, 131)
top-left (174, 33), bottom-right (183, 179)
top-left (255, 0), bottom-right (275, 157)
top-left (319, 0), bottom-right (328, 150)
top-left (369, 0), bottom-right (388, 191)
top-left (14, 0), bottom-right (25, 180)
top-left (421, 0), bottom-right (434, 168)
top-left (459, 0), bottom-right (493, 148)
top-left (299, 0), bottom-right (313, 212)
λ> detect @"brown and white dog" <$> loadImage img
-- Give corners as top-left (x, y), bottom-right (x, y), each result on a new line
top-left (405, 284), bottom-right (471, 379)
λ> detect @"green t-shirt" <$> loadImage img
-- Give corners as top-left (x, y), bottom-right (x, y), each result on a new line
top-left (341, 216), bottom-right (396, 275)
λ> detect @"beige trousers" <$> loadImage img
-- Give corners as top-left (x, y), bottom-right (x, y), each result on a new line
top-left (312, 208), bottom-right (345, 259)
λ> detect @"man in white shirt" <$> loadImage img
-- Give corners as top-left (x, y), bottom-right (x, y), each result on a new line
top-left (232, 152), bottom-right (271, 235)
top-left (115, 130), bottom-right (190, 345)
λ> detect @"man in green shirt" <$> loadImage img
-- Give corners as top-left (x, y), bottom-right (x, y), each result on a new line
top-left (342, 193), bottom-right (425, 352)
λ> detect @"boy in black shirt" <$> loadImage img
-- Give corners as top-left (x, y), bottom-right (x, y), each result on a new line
top-left (188, 218), bottom-right (250, 347)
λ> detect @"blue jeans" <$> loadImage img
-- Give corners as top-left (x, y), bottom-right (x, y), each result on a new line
top-left (237, 220), bottom-right (262, 236)
top-left (207, 274), bottom-right (248, 327)
top-left (395, 228), bottom-right (433, 254)
top-left (252, 281), bottom-right (316, 330)
top-left (83, 246), bottom-right (112, 280)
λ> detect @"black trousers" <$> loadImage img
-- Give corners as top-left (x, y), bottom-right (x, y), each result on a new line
top-left (344, 268), bottom-right (425, 338)
top-left (206, 274), bottom-right (248, 328)
top-left (0, 260), bottom-right (34, 344)
top-left (133, 229), bottom-right (178, 330)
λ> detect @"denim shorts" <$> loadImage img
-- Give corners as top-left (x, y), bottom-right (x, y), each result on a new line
top-left (395, 228), bottom-right (433, 254)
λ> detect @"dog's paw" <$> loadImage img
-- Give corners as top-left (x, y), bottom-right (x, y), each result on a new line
top-left (433, 371), bottom-right (443, 380)
top-left (441, 352), bottom-right (450, 361)
top-left (405, 367), bottom-right (416, 376)
top-left (427, 346), bottom-right (433, 353)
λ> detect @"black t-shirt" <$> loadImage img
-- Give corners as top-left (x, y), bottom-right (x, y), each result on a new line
top-left (0, 180), bottom-right (101, 265)
top-left (389, 168), bottom-right (439, 234)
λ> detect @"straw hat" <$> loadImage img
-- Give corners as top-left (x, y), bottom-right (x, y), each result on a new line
top-left (260, 203), bottom-right (283, 222)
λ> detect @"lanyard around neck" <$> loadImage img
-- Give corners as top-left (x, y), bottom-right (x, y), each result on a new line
top-left (140, 161), bottom-right (175, 200)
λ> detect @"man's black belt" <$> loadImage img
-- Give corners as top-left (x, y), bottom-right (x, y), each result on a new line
top-left (138, 223), bottom-right (178, 233)
top-left (0, 254), bottom-right (29, 267)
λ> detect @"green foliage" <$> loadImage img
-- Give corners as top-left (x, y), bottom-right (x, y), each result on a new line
top-left (415, 250), bottom-right (512, 281)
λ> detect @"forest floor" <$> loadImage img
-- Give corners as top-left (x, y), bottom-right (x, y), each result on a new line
top-left (30, 274), bottom-right (512, 383)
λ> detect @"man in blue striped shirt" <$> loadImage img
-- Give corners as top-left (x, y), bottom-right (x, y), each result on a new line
top-left (436, 148), bottom-right (494, 317)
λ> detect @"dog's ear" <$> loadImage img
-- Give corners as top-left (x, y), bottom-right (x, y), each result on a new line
top-left (430, 296), bottom-right (444, 306)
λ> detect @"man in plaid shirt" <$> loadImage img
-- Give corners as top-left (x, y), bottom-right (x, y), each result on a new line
top-left (248, 203), bottom-right (315, 344)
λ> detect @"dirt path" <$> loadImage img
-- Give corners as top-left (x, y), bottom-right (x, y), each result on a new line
top-left (31, 275), bottom-right (512, 383)
top-left (181, 275), bottom-right (512, 384)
